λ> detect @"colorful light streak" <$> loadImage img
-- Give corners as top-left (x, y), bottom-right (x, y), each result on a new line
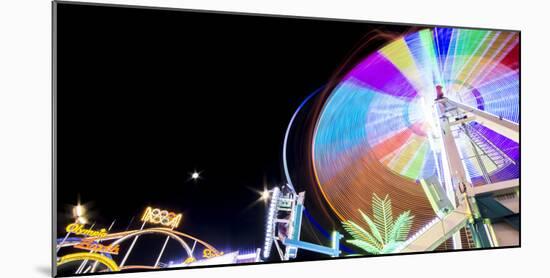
top-left (312, 28), bottom-right (519, 233)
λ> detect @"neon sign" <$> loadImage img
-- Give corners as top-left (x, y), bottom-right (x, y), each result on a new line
top-left (141, 207), bottom-right (182, 229)
top-left (74, 239), bottom-right (120, 255)
top-left (66, 223), bottom-right (108, 238)
top-left (203, 248), bottom-right (223, 258)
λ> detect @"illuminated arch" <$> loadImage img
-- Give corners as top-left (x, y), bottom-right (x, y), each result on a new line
top-left (168, 229), bottom-right (221, 255)
top-left (107, 228), bottom-right (194, 258)
top-left (57, 252), bottom-right (120, 272)
top-left (61, 227), bottom-right (222, 261)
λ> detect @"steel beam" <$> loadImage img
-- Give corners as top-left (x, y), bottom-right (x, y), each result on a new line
top-left (446, 99), bottom-right (519, 143)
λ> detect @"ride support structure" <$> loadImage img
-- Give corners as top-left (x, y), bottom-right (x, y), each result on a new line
top-left (397, 91), bottom-right (519, 253)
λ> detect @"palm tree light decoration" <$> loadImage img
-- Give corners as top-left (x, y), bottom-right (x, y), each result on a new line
top-left (342, 193), bottom-right (414, 254)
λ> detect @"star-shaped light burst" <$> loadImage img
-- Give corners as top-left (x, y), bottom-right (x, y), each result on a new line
top-left (260, 188), bottom-right (270, 201)
top-left (72, 203), bottom-right (88, 224)
top-left (241, 185), bottom-right (273, 213)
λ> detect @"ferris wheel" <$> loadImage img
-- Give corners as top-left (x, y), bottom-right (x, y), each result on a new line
top-left (299, 27), bottom-right (519, 253)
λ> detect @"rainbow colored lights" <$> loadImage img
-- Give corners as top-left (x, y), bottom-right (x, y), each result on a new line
top-left (312, 28), bottom-right (519, 230)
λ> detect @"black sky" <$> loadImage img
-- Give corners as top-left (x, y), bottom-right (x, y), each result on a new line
top-left (55, 2), bottom-right (411, 267)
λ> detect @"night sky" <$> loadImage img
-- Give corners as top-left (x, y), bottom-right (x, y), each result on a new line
top-left (55, 2), bottom-right (413, 269)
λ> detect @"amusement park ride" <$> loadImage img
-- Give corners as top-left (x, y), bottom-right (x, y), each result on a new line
top-left (56, 88), bottom-right (519, 275)
top-left (261, 185), bottom-right (343, 260)
top-left (56, 207), bottom-right (261, 274)
top-left (55, 26), bottom-right (519, 275)
top-left (261, 85), bottom-right (519, 259)
top-left (395, 87), bottom-right (519, 252)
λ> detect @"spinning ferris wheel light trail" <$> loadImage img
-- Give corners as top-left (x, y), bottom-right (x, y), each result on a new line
top-left (310, 27), bottom-right (519, 251)
top-left (267, 27), bottom-right (519, 260)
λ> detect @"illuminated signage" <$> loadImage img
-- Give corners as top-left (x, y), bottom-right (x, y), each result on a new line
top-left (74, 239), bottom-right (120, 255)
top-left (203, 248), bottom-right (223, 259)
top-left (66, 223), bottom-right (108, 238)
top-left (141, 207), bottom-right (182, 229)
top-left (183, 257), bottom-right (196, 264)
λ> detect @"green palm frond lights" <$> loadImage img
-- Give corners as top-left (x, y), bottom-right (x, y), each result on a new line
top-left (342, 193), bottom-right (414, 254)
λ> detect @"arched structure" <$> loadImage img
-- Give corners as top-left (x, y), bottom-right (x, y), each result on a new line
top-left (57, 252), bottom-right (120, 272)
top-left (106, 228), bottom-right (194, 258)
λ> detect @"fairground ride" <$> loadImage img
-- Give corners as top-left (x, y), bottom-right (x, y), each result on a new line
top-left (56, 207), bottom-right (261, 275)
top-left (265, 27), bottom-right (519, 259)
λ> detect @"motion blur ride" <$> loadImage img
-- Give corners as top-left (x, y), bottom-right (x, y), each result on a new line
top-left (55, 26), bottom-right (519, 275)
